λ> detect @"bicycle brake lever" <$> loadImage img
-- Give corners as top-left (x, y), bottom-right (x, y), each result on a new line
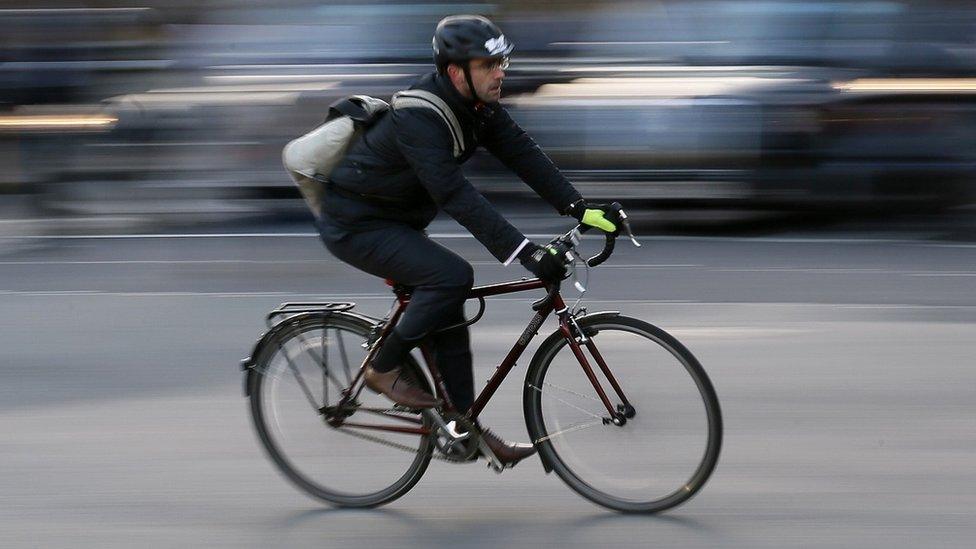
top-left (569, 227), bottom-right (582, 247)
top-left (618, 210), bottom-right (641, 248)
top-left (565, 248), bottom-right (586, 293)
top-left (565, 259), bottom-right (585, 293)
top-left (573, 277), bottom-right (586, 293)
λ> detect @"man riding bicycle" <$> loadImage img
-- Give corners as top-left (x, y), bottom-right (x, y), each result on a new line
top-left (316, 15), bottom-right (620, 466)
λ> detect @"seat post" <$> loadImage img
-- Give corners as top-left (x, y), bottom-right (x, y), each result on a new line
top-left (384, 278), bottom-right (414, 299)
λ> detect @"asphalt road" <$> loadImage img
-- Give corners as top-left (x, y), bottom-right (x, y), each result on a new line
top-left (1, 216), bottom-right (974, 548)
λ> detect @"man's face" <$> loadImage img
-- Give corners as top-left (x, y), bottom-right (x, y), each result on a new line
top-left (454, 57), bottom-right (508, 102)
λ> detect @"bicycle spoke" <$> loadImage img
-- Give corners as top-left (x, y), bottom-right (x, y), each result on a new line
top-left (278, 331), bottom-right (348, 413)
top-left (276, 338), bottom-right (321, 412)
top-left (295, 331), bottom-right (348, 391)
top-left (321, 329), bottom-right (329, 405)
top-left (541, 380), bottom-right (604, 405)
top-left (527, 383), bottom-right (604, 420)
top-left (533, 418), bottom-right (605, 444)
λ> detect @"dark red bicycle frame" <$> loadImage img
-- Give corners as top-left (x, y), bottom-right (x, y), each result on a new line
top-left (333, 277), bottom-right (632, 436)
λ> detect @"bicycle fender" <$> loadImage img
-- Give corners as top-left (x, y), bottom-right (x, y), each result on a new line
top-left (575, 310), bottom-right (621, 324)
top-left (241, 313), bottom-right (309, 397)
top-left (523, 310), bottom-right (620, 472)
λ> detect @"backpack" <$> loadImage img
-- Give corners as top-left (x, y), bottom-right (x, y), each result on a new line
top-left (282, 95), bottom-right (389, 219)
top-left (282, 90), bottom-right (464, 219)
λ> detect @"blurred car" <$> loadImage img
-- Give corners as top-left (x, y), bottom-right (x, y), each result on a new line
top-left (5, 0), bottom-right (976, 224)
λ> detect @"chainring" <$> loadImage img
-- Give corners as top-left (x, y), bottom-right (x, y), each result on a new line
top-left (433, 413), bottom-right (480, 463)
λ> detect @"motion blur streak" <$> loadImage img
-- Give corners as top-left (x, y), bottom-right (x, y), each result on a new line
top-left (0, 8), bottom-right (151, 14)
top-left (834, 78), bottom-right (976, 93)
top-left (0, 114), bottom-right (117, 129)
top-left (532, 77), bottom-right (805, 98)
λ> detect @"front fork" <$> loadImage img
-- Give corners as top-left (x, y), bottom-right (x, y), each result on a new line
top-left (559, 311), bottom-right (635, 425)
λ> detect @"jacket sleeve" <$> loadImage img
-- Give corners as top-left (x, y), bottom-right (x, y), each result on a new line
top-left (394, 106), bottom-right (528, 263)
top-left (481, 106), bottom-right (583, 214)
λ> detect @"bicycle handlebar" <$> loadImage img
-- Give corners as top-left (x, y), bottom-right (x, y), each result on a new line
top-left (551, 202), bottom-right (640, 267)
top-left (531, 203), bottom-right (640, 311)
top-left (584, 231), bottom-right (617, 268)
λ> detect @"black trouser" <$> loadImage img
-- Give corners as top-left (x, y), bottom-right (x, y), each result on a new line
top-left (318, 218), bottom-right (476, 412)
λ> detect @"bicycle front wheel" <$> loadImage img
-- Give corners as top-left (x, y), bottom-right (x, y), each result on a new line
top-left (248, 313), bottom-right (433, 507)
top-left (524, 315), bottom-right (722, 513)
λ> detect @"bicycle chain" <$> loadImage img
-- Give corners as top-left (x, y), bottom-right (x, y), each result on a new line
top-left (329, 408), bottom-right (473, 464)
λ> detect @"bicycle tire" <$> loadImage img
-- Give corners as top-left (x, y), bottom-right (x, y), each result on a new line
top-left (523, 314), bottom-right (722, 513)
top-left (248, 312), bottom-right (434, 507)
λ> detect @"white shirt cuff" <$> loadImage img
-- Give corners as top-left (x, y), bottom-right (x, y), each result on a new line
top-left (503, 238), bottom-right (531, 266)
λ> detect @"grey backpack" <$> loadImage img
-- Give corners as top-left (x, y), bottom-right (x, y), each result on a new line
top-left (283, 90), bottom-right (464, 219)
top-left (282, 95), bottom-right (389, 219)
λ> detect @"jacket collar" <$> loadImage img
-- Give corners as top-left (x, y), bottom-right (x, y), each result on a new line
top-left (434, 72), bottom-right (475, 120)
top-left (433, 72), bottom-right (495, 123)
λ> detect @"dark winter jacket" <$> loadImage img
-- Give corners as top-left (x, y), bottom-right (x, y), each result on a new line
top-left (321, 72), bottom-right (582, 263)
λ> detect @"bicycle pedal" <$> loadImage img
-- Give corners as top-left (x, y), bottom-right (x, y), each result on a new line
top-left (485, 461), bottom-right (505, 474)
top-left (477, 444), bottom-right (503, 470)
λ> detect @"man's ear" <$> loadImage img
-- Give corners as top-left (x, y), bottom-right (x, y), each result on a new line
top-left (446, 63), bottom-right (461, 81)
top-left (446, 64), bottom-right (467, 93)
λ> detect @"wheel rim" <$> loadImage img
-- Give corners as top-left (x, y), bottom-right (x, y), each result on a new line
top-left (253, 318), bottom-right (431, 503)
top-left (533, 322), bottom-right (718, 509)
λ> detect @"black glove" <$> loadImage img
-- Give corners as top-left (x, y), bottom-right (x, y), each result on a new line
top-left (518, 242), bottom-right (567, 283)
top-left (564, 199), bottom-right (622, 235)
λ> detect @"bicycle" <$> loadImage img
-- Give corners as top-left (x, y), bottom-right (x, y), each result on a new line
top-left (241, 212), bottom-right (722, 513)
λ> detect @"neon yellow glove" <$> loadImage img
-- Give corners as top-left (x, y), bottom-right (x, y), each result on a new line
top-left (581, 208), bottom-right (617, 233)
top-left (566, 200), bottom-right (621, 234)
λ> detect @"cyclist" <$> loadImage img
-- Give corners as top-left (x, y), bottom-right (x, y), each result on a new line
top-left (317, 15), bottom-right (619, 465)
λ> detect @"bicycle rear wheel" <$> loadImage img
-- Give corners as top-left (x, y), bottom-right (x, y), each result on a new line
top-left (524, 315), bottom-right (722, 513)
top-left (247, 313), bottom-right (433, 507)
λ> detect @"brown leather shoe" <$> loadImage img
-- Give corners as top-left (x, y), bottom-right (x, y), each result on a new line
top-left (480, 428), bottom-right (537, 466)
top-left (363, 366), bottom-right (439, 409)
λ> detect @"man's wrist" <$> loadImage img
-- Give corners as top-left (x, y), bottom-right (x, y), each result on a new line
top-left (504, 238), bottom-right (532, 266)
top-left (563, 198), bottom-right (586, 221)
top-left (516, 241), bottom-right (540, 263)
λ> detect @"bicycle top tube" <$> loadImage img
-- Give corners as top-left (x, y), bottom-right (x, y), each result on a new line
top-left (387, 277), bottom-right (546, 299)
top-left (384, 217), bottom-right (639, 309)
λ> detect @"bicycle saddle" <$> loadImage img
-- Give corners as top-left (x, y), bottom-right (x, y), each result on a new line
top-left (384, 278), bottom-right (415, 295)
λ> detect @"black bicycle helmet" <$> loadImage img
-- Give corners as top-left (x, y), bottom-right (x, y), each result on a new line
top-left (433, 15), bottom-right (514, 74)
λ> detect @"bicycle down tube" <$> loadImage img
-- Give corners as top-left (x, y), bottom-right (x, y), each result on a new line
top-left (469, 288), bottom-right (626, 421)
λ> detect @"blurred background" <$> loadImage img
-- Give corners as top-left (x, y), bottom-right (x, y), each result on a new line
top-left (2, 0), bottom-right (976, 234)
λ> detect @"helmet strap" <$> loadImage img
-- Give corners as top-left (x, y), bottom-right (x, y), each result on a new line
top-left (462, 62), bottom-right (484, 105)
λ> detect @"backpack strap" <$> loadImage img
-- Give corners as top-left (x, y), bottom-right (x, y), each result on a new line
top-left (328, 95), bottom-right (389, 125)
top-left (392, 90), bottom-right (465, 158)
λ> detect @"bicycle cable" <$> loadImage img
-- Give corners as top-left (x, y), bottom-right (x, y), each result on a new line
top-left (558, 228), bottom-right (590, 316)
top-left (568, 248), bottom-right (590, 316)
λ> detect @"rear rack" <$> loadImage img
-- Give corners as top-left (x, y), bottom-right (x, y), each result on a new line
top-left (266, 302), bottom-right (355, 327)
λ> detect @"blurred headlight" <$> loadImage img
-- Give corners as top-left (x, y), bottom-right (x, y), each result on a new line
top-left (833, 79), bottom-right (976, 93)
top-left (0, 114), bottom-right (117, 132)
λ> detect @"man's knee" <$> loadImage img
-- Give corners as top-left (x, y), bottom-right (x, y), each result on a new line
top-left (438, 257), bottom-right (474, 291)
top-left (459, 261), bottom-right (474, 288)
